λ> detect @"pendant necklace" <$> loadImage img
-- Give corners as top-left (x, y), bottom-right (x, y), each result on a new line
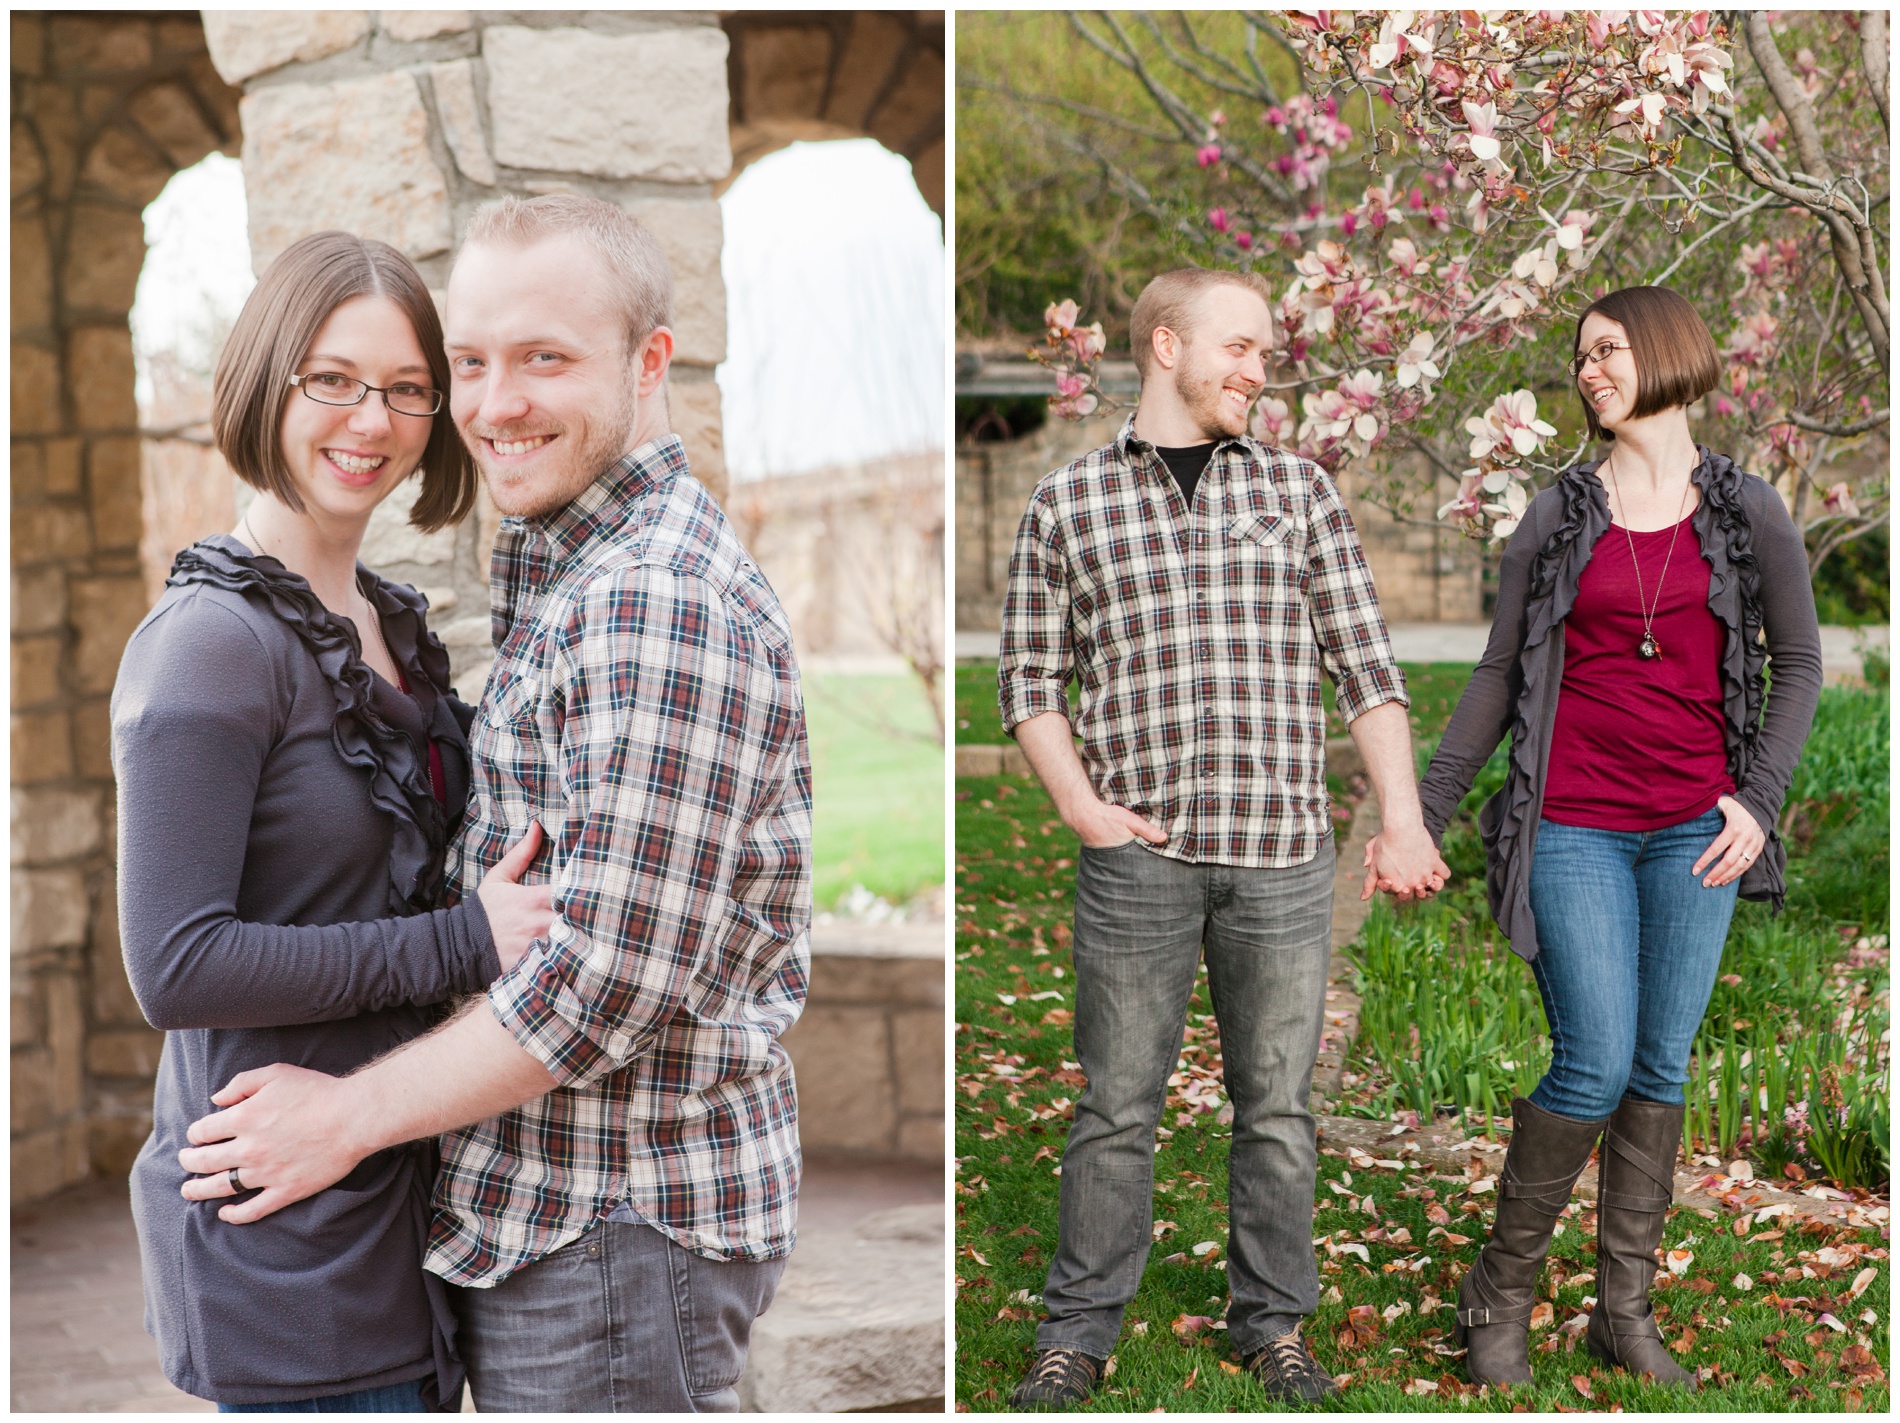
top-left (1607, 457), bottom-right (1692, 661)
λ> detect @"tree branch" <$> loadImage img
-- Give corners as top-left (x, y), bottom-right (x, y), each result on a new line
top-left (1785, 408), bottom-right (1890, 437)
top-left (1861, 12), bottom-right (1890, 134)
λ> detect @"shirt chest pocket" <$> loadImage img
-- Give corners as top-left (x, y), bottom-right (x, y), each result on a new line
top-left (480, 662), bottom-right (573, 791)
top-left (1225, 512), bottom-right (1307, 604)
top-left (483, 666), bottom-right (547, 730)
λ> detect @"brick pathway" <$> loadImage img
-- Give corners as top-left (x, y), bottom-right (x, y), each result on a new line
top-left (12, 1160), bottom-right (941, 1413)
top-left (11, 1175), bottom-right (211, 1413)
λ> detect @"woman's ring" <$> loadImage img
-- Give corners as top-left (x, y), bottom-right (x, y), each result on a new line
top-left (227, 1167), bottom-right (245, 1194)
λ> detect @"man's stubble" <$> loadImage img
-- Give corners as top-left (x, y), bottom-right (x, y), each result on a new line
top-left (468, 361), bottom-right (643, 520)
top-left (1172, 343), bottom-right (1250, 443)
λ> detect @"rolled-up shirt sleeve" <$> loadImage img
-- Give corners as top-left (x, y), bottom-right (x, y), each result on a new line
top-left (1303, 464), bottom-right (1408, 724)
top-left (998, 488), bottom-right (1075, 736)
top-left (486, 565), bottom-right (796, 1088)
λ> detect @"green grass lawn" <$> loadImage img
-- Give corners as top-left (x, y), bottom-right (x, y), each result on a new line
top-left (954, 665), bottom-right (1890, 1411)
top-left (806, 671), bottom-right (944, 910)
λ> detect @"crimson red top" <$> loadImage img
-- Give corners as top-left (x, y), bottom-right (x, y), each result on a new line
top-left (1542, 514), bottom-right (1734, 831)
top-left (395, 668), bottom-right (449, 805)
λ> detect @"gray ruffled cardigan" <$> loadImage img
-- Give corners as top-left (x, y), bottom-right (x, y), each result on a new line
top-left (1416, 449), bottom-right (1824, 962)
top-left (113, 536), bottom-right (498, 1408)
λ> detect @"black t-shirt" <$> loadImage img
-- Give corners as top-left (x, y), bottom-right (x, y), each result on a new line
top-left (1154, 442), bottom-right (1218, 512)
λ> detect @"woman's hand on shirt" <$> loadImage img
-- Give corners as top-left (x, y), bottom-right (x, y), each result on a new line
top-left (1692, 795), bottom-right (1765, 888)
top-left (476, 823), bottom-right (555, 972)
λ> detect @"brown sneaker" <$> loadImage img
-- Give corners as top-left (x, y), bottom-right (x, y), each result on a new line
top-left (1009, 1347), bottom-right (1103, 1408)
top-left (1241, 1328), bottom-right (1340, 1403)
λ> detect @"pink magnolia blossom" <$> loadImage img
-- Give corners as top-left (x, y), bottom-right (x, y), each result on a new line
top-left (1044, 299), bottom-right (1082, 337)
top-left (1052, 371), bottom-right (1098, 420)
top-left (1437, 472), bottom-right (1486, 523)
top-left (1821, 482), bottom-right (1860, 519)
top-left (1588, 11), bottom-right (1631, 50)
top-left (1394, 330), bottom-right (1441, 389)
top-left (1069, 323), bottom-right (1107, 363)
top-left (1235, 231), bottom-right (1254, 251)
top-left (1724, 311), bottom-right (1779, 367)
top-left (1197, 143), bottom-right (1223, 168)
top-left (1465, 389), bottom-right (1557, 462)
top-left (1461, 99), bottom-right (1502, 162)
top-left (1207, 207), bottom-right (1231, 233)
top-left (1251, 396), bottom-right (1295, 447)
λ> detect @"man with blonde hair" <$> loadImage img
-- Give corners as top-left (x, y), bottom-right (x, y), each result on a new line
top-left (177, 193), bottom-right (811, 1411)
top-left (1000, 266), bottom-right (1446, 1406)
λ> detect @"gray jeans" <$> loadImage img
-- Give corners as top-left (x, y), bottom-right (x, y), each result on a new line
top-left (451, 1219), bottom-right (784, 1412)
top-left (1037, 838), bottom-right (1335, 1360)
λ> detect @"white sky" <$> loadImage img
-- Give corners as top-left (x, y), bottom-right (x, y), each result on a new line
top-left (130, 152), bottom-right (253, 406)
top-left (717, 139), bottom-right (946, 479)
top-left (129, 141), bottom-right (947, 476)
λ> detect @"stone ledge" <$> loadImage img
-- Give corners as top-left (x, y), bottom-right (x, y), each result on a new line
top-left (811, 919), bottom-right (944, 960)
top-left (737, 1203), bottom-right (944, 1412)
top-left (954, 743), bottom-right (1027, 778)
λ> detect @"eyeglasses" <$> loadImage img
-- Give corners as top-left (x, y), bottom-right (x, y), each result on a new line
top-left (289, 371), bottom-right (444, 416)
top-left (1569, 340), bottom-right (1631, 378)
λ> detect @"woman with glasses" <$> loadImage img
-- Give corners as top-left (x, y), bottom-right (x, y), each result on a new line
top-left (1389, 286), bottom-right (1822, 1390)
top-left (112, 231), bottom-right (553, 1412)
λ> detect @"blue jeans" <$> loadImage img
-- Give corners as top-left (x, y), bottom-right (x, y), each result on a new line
top-left (452, 1217), bottom-right (784, 1412)
top-left (1038, 839), bottom-right (1336, 1359)
top-left (1526, 808), bottom-right (1739, 1120)
top-left (217, 1379), bottom-right (427, 1412)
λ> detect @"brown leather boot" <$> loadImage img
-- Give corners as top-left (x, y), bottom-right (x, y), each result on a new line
top-left (1453, 1097), bottom-right (1607, 1387)
top-left (1586, 1095), bottom-right (1696, 1389)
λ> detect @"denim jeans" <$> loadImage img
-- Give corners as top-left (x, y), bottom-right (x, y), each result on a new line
top-left (216, 1379), bottom-right (427, 1412)
top-left (451, 1217), bottom-right (785, 1412)
top-left (1037, 838), bottom-right (1335, 1360)
top-left (1527, 808), bottom-right (1739, 1121)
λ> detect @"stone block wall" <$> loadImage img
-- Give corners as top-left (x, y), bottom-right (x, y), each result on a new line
top-left (782, 922), bottom-right (943, 1164)
top-left (727, 451), bottom-right (944, 668)
top-left (13, 9), bottom-right (946, 1206)
top-left (12, 11), bottom-right (241, 1200)
top-left (199, 8), bottom-right (740, 697)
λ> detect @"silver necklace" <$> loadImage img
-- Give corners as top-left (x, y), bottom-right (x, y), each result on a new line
top-left (238, 514), bottom-right (394, 675)
top-left (1605, 459), bottom-right (1692, 661)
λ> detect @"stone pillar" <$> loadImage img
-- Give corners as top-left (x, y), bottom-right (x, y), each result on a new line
top-left (201, 9), bottom-right (734, 695)
top-left (11, 12), bottom-right (239, 1201)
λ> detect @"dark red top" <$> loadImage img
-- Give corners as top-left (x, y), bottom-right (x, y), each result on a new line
top-left (396, 668), bottom-right (448, 805)
top-left (1542, 514), bottom-right (1734, 831)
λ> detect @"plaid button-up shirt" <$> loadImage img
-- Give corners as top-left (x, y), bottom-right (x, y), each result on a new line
top-left (998, 418), bottom-right (1406, 868)
top-left (428, 437), bottom-right (811, 1288)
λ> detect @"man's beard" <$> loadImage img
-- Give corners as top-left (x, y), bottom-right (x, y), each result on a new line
top-left (1174, 356), bottom-right (1252, 441)
top-left (466, 370), bottom-right (641, 519)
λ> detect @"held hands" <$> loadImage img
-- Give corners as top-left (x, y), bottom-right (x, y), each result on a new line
top-left (177, 1064), bottom-right (368, 1224)
top-left (1360, 822), bottom-right (1452, 902)
top-left (1692, 795), bottom-right (1766, 888)
top-left (476, 823), bottom-right (554, 972)
top-left (1063, 794), bottom-right (1169, 851)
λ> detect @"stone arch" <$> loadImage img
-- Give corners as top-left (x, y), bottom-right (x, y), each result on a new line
top-left (11, 11), bottom-right (242, 1200)
top-left (722, 11), bottom-right (944, 217)
top-left (10, 9), bottom-right (948, 1206)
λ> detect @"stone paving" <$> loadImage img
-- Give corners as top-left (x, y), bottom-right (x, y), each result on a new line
top-left (13, 1159), bottom-right (941, 1413)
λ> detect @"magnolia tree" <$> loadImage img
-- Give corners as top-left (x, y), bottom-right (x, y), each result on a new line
top-left (1018, 10), bottom-right (1887, 571)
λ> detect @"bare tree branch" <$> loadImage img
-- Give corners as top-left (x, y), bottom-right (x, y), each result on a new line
top-left (1785, 408), bottom-right (1890, 437)
top-left (1861, 11), bottom-right (1890, 134)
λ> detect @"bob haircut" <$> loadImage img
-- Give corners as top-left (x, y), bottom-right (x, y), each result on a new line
top-left (1129, 266), bottom-right (1276, 380)
top-left (1573, 285), bottom-right (1721, 442)
top-left (211, 231), bottom-right (475, 533)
